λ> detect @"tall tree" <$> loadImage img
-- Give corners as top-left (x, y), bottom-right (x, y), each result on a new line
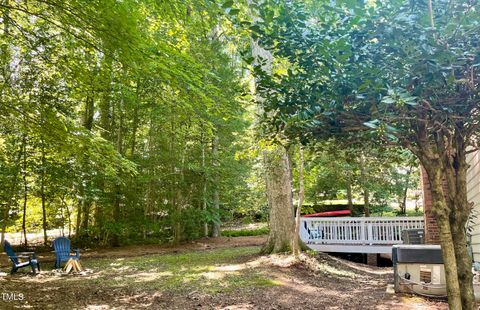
top-left (262, 145), bottom-right (296, 253)
top-left (249, 0), bottom-right (479, 307)
top-left (0, 0), bottom-right (250, 247)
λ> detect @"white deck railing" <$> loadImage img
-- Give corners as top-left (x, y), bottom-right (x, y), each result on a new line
top-left (300, 216), bottom-right (424, 245)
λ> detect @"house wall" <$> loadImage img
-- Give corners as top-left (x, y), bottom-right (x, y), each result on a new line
top-left (467, 150), bottom-right (480, 263)
top-left (421, 151), bottom-right (480, 262)
top-left (421, 168), bottom-right (440, 244)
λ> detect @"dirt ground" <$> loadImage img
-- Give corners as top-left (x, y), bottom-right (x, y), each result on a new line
top-left (0, 235), bottom-right (267, 267)
top-left (0, 236), bottom-right (448, 309)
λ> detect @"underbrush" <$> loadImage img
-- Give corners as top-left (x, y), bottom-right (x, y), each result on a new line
top-left (221, 227), bottom-right (269, 237)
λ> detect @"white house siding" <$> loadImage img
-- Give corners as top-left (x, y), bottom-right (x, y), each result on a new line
top-left (467, 150), bottom-right (480, 263)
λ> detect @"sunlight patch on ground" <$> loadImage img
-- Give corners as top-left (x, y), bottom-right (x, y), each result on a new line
top-left (214, 264), bottom-right (246, 272)
top-left (201, 270), bottom-right (232, 280)
top-left (300, 253), bottom-right (359, 278)
top-left (109, 262), bottom-right (124, 267)
top-left (116, 292), bottom-right (162, 307)
top-left (219, 303), bottom-right (256, 309)
top-left (116, 266), bottom-right (133, 272)
top-left (316, 263), bottom-right (357, 278)
top-left (85, 305), bottom-right (111, 309)
top-left (248, 254), bottom-right (298, 268)
top-left (274, 274), bottom-right (351, 299)
top-left (124, 271), bottom-right (174, 282)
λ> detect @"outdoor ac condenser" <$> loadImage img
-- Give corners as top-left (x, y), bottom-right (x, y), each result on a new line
top-left (401, 228), bottom-right (424, 244)
top-left (392, 245), bottom-right (447, 297)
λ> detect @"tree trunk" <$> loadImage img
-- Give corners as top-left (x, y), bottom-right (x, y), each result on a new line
top-left (212, 135), bottom-right (220, 238)
top-left (130, 81), bottom-right (140, 156)
top-left (293, 145), bottom-right (305, 257)
top-left (423, 164), bottom-right (463, 310)
top-left (111, 98), bottom-right (124, 247)
top-left (79, 95), bottom-right (95, 237)
top-left (169, 113), bottom-right (182, 243)
top-left (201, 132), bottom-right (208, 237)
top-left (363, 189), bottom-right (370, 217)
top-left (22, 135), bottom-right (28, 247)
top-left (80, 199), bottom-right (91, 235)
top-left (452, 223), bottom-right (476, 310)
top-left (436, 211), bottom-right (463, 310)
top-left (40, 137), bottom-right (48, 246)
top-left (62, 196), bottom-right (72, 238)
top-left (262, 145), bottom-right (295, 254)
top-left (446, 143), bottom-right (475, 309)
top-left (346, 181), bottom-right (353, 213)
top-left (111, 188), bottom-right (121, 247)
top-left (76, 198), bottom-right (82, 236)
top-left (144, 115), bottom-right (156, 239)
top-left (359, 155), bottom-right (370, 217)
top-left (400, 165), bottom-right (413, 215)
top-left (434, 126), bottom-right (476, 309)
top-left (95, 90), bottom-right (111, 237)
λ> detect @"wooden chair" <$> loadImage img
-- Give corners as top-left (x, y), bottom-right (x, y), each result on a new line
top-left (2, 240), bottom-right (40, 275)
top-left (52, 237), bottom-right (80, 268)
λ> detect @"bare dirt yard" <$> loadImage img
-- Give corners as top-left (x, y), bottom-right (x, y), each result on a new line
top-left (0, 236), bottom-right (447, 309)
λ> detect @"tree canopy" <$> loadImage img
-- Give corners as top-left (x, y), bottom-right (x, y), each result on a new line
top-left (0, 0), bottom-right (252, 245)
top-left (247, 0), bottom-right (480, 308)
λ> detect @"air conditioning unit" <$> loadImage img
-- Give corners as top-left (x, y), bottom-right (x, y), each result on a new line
top-left (392, 245), bottom-right (446, 297)
top-left (401, 229), bottom-right (424, 244)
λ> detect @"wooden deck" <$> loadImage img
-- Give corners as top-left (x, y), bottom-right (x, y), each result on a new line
top-left (300, 216), bottom-right (425, 254)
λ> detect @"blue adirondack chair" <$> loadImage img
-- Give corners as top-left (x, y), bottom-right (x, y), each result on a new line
top-left (2, 240), bottom-right (40, 275)
top-left (52, 237), bottom-right (80, 268)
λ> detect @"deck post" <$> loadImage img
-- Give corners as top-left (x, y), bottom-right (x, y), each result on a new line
top-left (366, 253), bottom-right (378, 266)
top-left (367, 222), bottom-right (373, 245)
top-left (360, 221), bottom-right (366, 242)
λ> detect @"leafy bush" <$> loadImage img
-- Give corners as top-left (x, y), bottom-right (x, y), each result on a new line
top-left (221, 227), bottom-right (269, 237)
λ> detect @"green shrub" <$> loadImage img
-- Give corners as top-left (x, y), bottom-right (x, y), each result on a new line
top-left (221, 227), bottom-right (269, 237)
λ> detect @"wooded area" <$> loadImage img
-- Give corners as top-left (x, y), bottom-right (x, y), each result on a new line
top-left (0, 0), bottom-right (418, 248)
top-left (1, 0), bottom-right (479, 308)
top-left (0, 0), bottom-right (252, 246)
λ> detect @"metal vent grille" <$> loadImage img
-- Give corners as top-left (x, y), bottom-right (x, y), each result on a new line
top-left (420, 270), bottom-right (432, 283)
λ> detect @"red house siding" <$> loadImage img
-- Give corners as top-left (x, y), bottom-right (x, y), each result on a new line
top-left (420, 168), bottom-right (441, 244)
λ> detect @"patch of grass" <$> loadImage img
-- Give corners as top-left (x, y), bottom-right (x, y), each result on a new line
top-left (221, 227), bottom-right (269, 237)
top-left (80, 246), bottom-right (278, 293)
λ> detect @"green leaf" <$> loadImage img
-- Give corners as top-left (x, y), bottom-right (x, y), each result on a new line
top-left (229, 8), bottom-right (240, 16)
top-left (381, 97), bottom-right (395, 104)
top-left (222, 0), bottom-right (234, 9)
top-left (249, 25), bottom-right (261, 33)
top-left (363, 120), bottom-right (380, 129)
